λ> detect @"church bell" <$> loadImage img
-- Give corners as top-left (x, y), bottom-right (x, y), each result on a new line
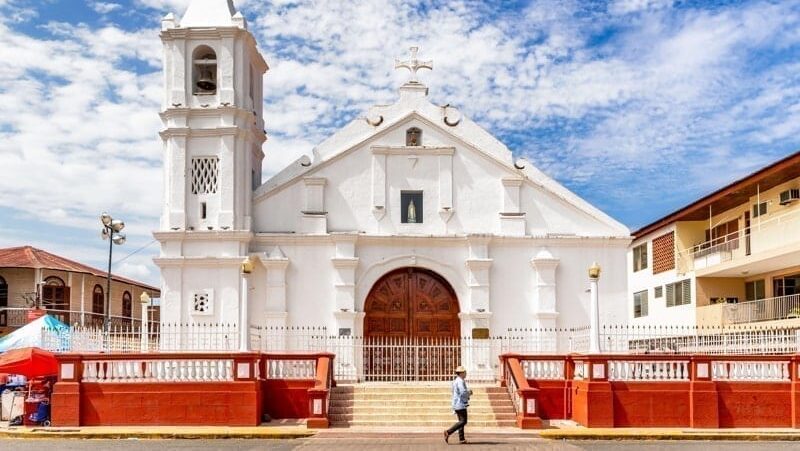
top-left (196, 68), bottom-right (216, 92)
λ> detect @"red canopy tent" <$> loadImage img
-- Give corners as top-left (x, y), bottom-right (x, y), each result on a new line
top-left (0, 348), bottom-right (58, 378)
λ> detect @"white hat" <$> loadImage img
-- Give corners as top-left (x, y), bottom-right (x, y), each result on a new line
top-left (454, 366), bottom-right (466, 373)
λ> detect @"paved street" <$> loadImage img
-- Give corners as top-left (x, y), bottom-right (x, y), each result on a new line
top-left (2, 437), bottom-right (799, 450)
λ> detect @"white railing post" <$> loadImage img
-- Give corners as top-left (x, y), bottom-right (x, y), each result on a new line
top-left (239, 257), bottom-right (252, 352)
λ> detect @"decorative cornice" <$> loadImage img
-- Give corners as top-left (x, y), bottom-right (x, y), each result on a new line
top-left (331, 257), bottom-right (359, 269)
top-left (303, 177), bottom-right (327, 186)
top-left (251, 232), bottom-right (630, 247)
top-left (501, 177), bottom-right (524, 187)
top-left (160, 27), bottom-right (249, 41)
top-left (371, 145), bottom-right (455, 156)
top-left (153, 256), bottom-right (245, 268)
top-left (153, 230), bottom-right (253, 242)
top-left (465, 258), bottom-right (493, 270)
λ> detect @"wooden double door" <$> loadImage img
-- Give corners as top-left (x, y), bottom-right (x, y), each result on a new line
top-left (364, 268), bottom-right (460, 338)
top-left (363, 268), bottom-right (460, 380)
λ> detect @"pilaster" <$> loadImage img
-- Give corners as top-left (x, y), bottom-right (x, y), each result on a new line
top-left (300, 177), bottom-right (328, 233)
top-left (331, 233), bottom-right (359, 314)
top-left (530, 248), bottom-right (559, 328)
top-left (465, 235), bottom-right (492, 313)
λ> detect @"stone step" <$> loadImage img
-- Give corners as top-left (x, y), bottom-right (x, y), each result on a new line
top-left (329, 407), bottom-right (516, 415)
top-left (330, 420), bottom-right (518, 427)
top-left (329, 396), bottom-right (509, 403)
top-left (331, 386), bottom-right (506, 394)
top-left (328, 400), bottom-right (513, 408)
top-left (329, 413), bottom-right (517, 421)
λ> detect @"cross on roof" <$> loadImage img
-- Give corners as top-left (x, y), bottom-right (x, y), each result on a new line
top-left (394, 46), bottom-right (432, 83)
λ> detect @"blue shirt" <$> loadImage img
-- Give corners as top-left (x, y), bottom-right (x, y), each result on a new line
top-left (451, 376), bottom-right (470, 410)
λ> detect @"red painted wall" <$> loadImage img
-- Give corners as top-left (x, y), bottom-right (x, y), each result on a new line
top-left (261, 379), bottom-right (314, 419)
top-left (610, 382), bottom-right (691, 427)
top-left (527, 379), bottom-right (569, 419)
top-left (78, 382), bottom-right (261, 426)
top-left (716, 382), bottom-right (792, 428)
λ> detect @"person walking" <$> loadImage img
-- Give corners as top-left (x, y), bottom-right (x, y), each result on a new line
top-left (444, 365), bottom-right (472, 444)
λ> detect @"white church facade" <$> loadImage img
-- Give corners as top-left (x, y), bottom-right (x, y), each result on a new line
top-left (153, 0), bottom-right (631, 361)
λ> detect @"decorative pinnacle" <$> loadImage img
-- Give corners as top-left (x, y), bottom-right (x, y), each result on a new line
top-left (394, 46), bottom-right (432, 83)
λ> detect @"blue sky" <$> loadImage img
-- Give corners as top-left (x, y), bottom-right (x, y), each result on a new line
top-left (1, 0), bottom-right (799, 286)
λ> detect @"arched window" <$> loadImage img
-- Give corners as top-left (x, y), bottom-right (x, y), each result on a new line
top-left (0, 275), bottom-right (7, 308)
top-left (406, 127), bottom-right (422, 146)
top-left (192, 45), bottom-right (217, 95)
top-left (122, 291), bottom-right (132, 319)
top-left (41, 276), bottom-right (68, 311)
top-left (92, 285), bottom-right (105, 316)
top-left (0, 276), bottom-right (7, 327)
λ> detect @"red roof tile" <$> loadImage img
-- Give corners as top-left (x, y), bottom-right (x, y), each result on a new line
top-left (0, 246), bottom-right (159, 292)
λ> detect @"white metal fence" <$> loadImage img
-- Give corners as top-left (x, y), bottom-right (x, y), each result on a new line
top-left (42, 323), bottom-right (239, 353)
top-left (594, 324), bottom-right (800, 355)
top-left (722, 294), bottom-right (800, 325)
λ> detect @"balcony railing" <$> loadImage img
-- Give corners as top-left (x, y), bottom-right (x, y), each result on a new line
top-left (677, 207), bottom-right (800, 272)
top-left (723, 294), bottom-right (800, 325)
top-left (0, 307), bottom-right (141, 329)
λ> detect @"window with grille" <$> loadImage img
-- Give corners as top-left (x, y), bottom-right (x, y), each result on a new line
top-left (122, 291), bottom-right (132, 318)
top-left (92, 285), bottom-right (104, 315)
top-left (752, 202), bottom-right (767, 218)
top-left (191, 157), bottom-right (219, 194)
top-left (745, 280), bottom-right (765, 301)
top-left (192, 290), bottom-right (213, 315)
top-left (633, 290), bottom-right (648, 318)
top-left (666, 279), bottom-right (691, 307)
top-left (632, 243), bottom-right (648, 272)
top-left (0, 276), bottom-right (6, 327)
top-left (654, 286), bottom-right (663, 298)
top-left (652, 232), bottom-right (675, 274)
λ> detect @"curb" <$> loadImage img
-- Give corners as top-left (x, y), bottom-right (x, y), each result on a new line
top-left (0, 429), bottom-right (317, 440)
top-left (539, 430), bottom-right (800, 441)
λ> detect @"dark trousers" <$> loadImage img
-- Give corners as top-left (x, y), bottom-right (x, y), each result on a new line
top-left (447, 408), bottom-right (468, 441)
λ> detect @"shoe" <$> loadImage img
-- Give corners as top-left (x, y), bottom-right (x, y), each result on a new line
top-left (459, 439), bottom-right (467, 444)
top-left (443, 430), bottom-right (449, 443)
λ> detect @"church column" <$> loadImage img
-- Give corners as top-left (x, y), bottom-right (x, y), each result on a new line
top-left (163, 129), bottom-right (188, 229)
top-left (530, 249), bottom-right (560, 331)
top-left (331, 234), bottom-right (362, 382)
top-left (218, 131), bottom-right (237, 229)
top-left (218, 32), bottom-right (236, 106)
top-left (500, 177), bottom-right (526, 236)
top-left (300, 177), bottom-right (328, 233)
top-left (371, 152), bottom-right (387, 222)
top-left (257, 247), bottom-right (290, 348)
top-left (462, 235), bottom-right (494, 380)
top-left (438, 148), bottom-right (454, 225)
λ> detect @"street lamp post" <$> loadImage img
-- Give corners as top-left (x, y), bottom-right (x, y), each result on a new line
top-left (588, 262), bottom-right (601, 354)
top-left (100, 212), bottom-right (126, 332)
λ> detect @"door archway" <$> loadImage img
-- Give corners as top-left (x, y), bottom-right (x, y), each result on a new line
top-left (364, 267), bottom-right (460, 338)
top-left (362, 268), bottom-right (460, 381)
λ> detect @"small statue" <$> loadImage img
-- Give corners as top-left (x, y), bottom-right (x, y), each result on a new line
top-left (408, 199), bottom-right (417, 223)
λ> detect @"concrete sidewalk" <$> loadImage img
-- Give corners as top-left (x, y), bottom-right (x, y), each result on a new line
top-left (0, 421), bottom-right (315, 440)
top-left (2, 423), bottom-right (800, 440)
top-left (539, 427), bottom-right (800, 441)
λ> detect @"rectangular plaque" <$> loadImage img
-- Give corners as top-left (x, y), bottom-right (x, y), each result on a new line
top-left (471, 328), bottom-right (490, 339)
top-left (338, 328), bottom-right (351, 337)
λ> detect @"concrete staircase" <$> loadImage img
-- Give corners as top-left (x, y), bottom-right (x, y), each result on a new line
top-left (329, 384), bottom-right (517, 428)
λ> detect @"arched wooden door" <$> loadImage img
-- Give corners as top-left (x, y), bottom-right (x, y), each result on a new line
top-left (363, 268), bottom-right (460, 380)
top-left (364, 268), bottom-right (459, 338)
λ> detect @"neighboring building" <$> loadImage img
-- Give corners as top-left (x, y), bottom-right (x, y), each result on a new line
top-left (154, 0), bottom-right (630, 367)
top-left (628, 150), bottom-right (800, 327)
top-left (0, 246), bottom-right (160, 335)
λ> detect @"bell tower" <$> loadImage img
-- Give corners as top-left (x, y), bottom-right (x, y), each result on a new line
top-left (159, 0), bottom-right (267, 233)
top-left (156, 0), bottom-right (268, 325)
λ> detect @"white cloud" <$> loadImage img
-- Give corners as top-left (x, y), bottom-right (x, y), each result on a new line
top-left (1, 0), bottom-right (800, 283)
top-left (91, 2), bottom-right (122, 14)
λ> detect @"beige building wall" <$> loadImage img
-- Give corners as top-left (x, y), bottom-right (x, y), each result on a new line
top-left (1, 267), bottom-right (158, 321)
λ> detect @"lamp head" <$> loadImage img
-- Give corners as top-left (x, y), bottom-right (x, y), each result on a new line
top-left (112, 233), bottom-right (126, 245)
top-left (110, 219), bottom-right (125, 232)
top-left (100, 212), bottom-right (112, 226)
top-left (140, 292), bottom-right (151, 305)
top-left (588, 262), bottom-right (601, 279)
top-left (101, 228), bottom-right (110, 240)
top-left (241, 256), bottom-right (253, 274)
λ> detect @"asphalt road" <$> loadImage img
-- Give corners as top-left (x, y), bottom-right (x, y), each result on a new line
top-left (1, 437), bottom-right (798, 450)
